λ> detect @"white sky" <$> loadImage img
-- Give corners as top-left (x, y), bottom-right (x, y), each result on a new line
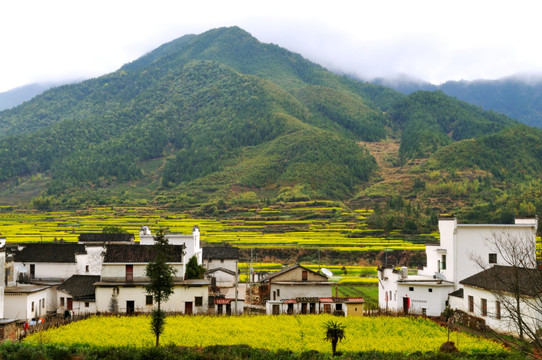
top-left (1, 0), bottom-right (542, 93)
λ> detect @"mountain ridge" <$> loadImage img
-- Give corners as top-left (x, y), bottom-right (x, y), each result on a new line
top-left (0, 26), bottom-right (541, 227)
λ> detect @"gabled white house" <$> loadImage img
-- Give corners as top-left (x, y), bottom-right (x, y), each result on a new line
top-left (378, 217), bottom-right (538, 317)
top-left (139, 225), bottom-right (202, 264)
top-left (4, 284), bottom-right (52, 320)
top-left (12, 243), bottom-right (91, 284)
top-left (57, 275), bottom-right (100, 316)
top-left (203, 246), bottom-right (239, 287)
top-left (262, 264), bottom-right (332, 315)
top-left (456, 265), bottom-right (542, 337)
top-left (94, 244), bottom-right (209, 314)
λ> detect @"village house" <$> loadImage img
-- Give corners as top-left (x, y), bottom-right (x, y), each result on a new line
top-left (453, 265), bottom-right (542, 337)
top-left (94, 244), bottom-right (210, 314)
top-left (139, 225), bottom-right (202, 264)
top-left (261, 264), bottom-right (350, 315)
top-left (4, 284), bottom-right (51, 320)
top-left (57, 275), bottom-right (100, 316)
top-left (203, 246), bottom-right (239, 287)
top-left (378, 216), bottom-right (538, 317)
top-left (12, 243), bottom-right (90, 284)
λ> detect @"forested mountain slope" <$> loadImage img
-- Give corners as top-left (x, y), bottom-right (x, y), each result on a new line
top-left (0, 26), bottom-right (540, 225)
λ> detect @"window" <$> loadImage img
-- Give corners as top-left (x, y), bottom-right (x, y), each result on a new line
top-left (195, 296), bottom-right (203, 307)
top-left (428, 288), bottom-right (433, 293)
top-left (31, 301), bottom-right (34, 312)
top-left (146, 295), bottom-right (153, 306)
top-left (220, 259), bottom-right (224, 263)
top-left (489, 253), bottom-right (497, 264)
top-left (42, 298), bottom-right (45, 308)
top-left (126, 265), bottom-right (133, 282)
top-left (85, 265), bottom-right (89, 273)
top-left (409, 287), bottom-right (414, 291)
top-left (481, 298), bottom-right (487, 316)
top-left (302, 271), bottom-right (308, 282)
top-left (85, 302), bottom-right (89, 308)
top-left (441, 255), bottom-right (446, 270)
top-left (336, 303), bottom-right (343, 311)
top-left (422, 308), bottom-right (427, 316)
top-left (468, 296), bottom-right (474, 312)
top-left (496, 301), bottom-right (501, 320)
top-left (277, 289), bottom-right (280, 297)
top-left (60, 297), bottom-right (65, 307)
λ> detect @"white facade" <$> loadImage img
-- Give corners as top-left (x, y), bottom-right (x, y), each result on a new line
top-left (378, 267), bottom-right (454, 316)
top-left (95, 282), bottom-right (209, 314)
top-left (4, 285), bottom-right (53, 320)
top-left (14, 253), bottom-right (92, 282)
top-left (459, 285), bottom-right (542, 337)
top-left (204, 258), bottom-right (237, 274)
top-left (419, 217), bottom-right (537, 287)
top-left (57, 289), bottom-right (96, 316)
top-left (140, 226), bottom-right (202, 264)
top-left (207, 268), bottom-right (237, 287)
top-left (378, 217), bottom-right (538, 317)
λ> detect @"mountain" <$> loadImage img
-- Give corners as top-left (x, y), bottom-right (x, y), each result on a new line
top-left (373, 76), bottom-right (542, 128)
top-left (0, 26), bottom-right (540, 227)
top-left (0, 82), bottom-right (62, 111)
top-left (0, 27), bottom-right (396, 206)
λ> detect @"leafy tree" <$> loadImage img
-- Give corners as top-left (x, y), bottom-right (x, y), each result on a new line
top-left (324, 320), bottom-right (346, 357)
top-left (102, 226), bottom-right (128, 234)
top-left (185, 255), bottom-right (205, 280)
top-left (145, 229), bottom-right (177, 347)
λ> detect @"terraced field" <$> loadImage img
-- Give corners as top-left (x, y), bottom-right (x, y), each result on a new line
top-left (0, 205), bottom-right (433, 255)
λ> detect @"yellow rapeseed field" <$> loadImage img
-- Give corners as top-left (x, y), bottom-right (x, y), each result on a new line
top-left (26, 315), bottom-right (506, 354)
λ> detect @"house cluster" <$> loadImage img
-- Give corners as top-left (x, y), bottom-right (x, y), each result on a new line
top-left (0, 225), bottom-right (365, 329)
top-left (378, 216), bottom-right (540, 338)
top-left (0, 225), bottom-right (242, 323)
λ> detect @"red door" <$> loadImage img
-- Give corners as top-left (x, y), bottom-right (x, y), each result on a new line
top-left (67, 298), bottom-right (73, 311)
top-left (185, 302), bottom-right (193, 315)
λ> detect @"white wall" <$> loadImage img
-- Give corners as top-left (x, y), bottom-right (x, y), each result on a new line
top-left (84, 246), bottom-right (105, 275)
top-left (57, 290), bottom-right (96, 316)
top-left (270, 283), bottom-right (331, 301)
top-left (140, 227), bottom-right (202, 264)
top-left (461, 286), bottom-right (542, 338)
top-left (95, 285), bottom-right (209, 314)
top-left (101, 263), bottom-right (184, 281)
top-left (421, 218), bottom-right (537, 287)
top-left (4, 288), bottom-right (51, 320)
top-left (15, 262), bottom-right (78, 281)
top-left (204, 259), bottom-right (237, 273)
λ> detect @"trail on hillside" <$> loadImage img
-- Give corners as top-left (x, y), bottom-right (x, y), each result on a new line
top-left (360, 139), bottom-right (415, 190)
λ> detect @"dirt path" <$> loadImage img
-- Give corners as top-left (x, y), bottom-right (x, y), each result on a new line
top-left (360, 139), bottom-right (415, 190)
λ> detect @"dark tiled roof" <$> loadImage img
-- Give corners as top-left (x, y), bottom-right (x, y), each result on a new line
top-left (460, 265), bottom-right (542, 297)
top-left (449, 288), bottom-right (464, 298)
top-left (78, 233), bottom-right (134, 243)
top-left (58, 275), bottom-right (101, 301)
top-left (103, 244), bottom-right (185, 263)
top-left (14, 243), bottom-right (86, 263)
top-left (203, 246), bottom-right (239, 260)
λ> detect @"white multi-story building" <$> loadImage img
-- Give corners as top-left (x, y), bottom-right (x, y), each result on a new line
top-left (139, 225), bottom-right (202, 264)
top-left (378, 217), bottom-right (538, 317)
top-left (94, 244), bottom-right (209, 314)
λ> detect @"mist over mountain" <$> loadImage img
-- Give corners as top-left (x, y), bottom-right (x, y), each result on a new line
top-left (373, 75), bottom-right (542, 128)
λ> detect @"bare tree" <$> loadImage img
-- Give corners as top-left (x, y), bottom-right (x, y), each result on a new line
top-left (468, 228), bottom-right (542, 348)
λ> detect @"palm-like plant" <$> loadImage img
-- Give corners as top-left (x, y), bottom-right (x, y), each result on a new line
top-left (324, 320), bottom-right (346, 356)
